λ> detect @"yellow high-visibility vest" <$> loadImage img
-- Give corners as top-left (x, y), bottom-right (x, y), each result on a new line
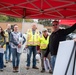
top-left (0, 35), bottom-right (6, 51)
top-left (26, 29), bottom-right (40, 46)
top-left (4, 31), bottom-right (9, 42)
top-left (3, 44), bottom-right (6, 51)
top-left (39, 35), bottom-right (49, 50)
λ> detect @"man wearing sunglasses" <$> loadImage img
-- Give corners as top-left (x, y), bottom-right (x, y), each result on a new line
top-left (44, 20), bottom-right (76, 73)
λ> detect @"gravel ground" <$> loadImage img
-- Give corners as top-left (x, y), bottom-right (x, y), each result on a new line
top-left (0, 53), bottom-right (52, 75)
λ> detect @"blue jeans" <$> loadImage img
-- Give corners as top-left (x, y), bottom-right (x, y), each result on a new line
top-left (11, 48), bottom-right (21, 67)
top-left (5, 43), bottom-right (11, 61)
top-left (51, 55), bottom-right (56, 72)
top-left (0, 53), bottom-right (4, 69)
top-left (27, 46), bottom-right (37, 67)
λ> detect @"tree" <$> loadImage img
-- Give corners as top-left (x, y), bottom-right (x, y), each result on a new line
top-left (0, 15), bottom-right (8, 22)
top-left (6, 16), bottom-right (34, 22)
top-left (0, 15), bottom-right (34, 22)
top-left (7, 16), bottom-right (18, 22)
top-left (38, 19), bottom-right (52, 26)
top-left (25, 19), bottom-right (34, 22)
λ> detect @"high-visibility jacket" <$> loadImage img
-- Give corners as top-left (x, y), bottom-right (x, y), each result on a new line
top-left (4, 31), bottom-right (9, 42)
top-left (39, 35), bottom-right (49, 50)
top-left (3, 44), bottom-right (6, 51)
top-left (26, 29), bottom-right (40, 46)
top-left (0, 34), bottom-right (6, 49)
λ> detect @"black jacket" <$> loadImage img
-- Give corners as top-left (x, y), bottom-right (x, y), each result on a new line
top-left (45, 23), bottom-right (76, 56)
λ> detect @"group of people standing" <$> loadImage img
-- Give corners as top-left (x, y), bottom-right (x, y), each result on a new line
top-left (0, 24), bottom-right (25, 72)
top-left (0, 21), bottom-right (76, 74)
top-left (26, 21), bottom-right (76, 74)
top-left (26, 24), bottom-right (52, 73)
top-left (0, 24), bottom-right (12, 71)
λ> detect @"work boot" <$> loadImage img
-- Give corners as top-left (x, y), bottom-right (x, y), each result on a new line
top-left (4, 65), bottom-right (6, 68)
top-left (26, 66), bottom-right (30, 70)
top-left (32, 66), bottom-right (39, 69)
top-left (6, 60), bottom-right (8, 63)
top-left (49, 69), bottom-right (53, 74)
top-left (41, 68), bottom-right (45, 73)
top-left (15, 67), bottom-right (19, 72)
top-left (0, 69), bottom-right (3, 72)
top-left (13, 67), bottom-right (16, 73)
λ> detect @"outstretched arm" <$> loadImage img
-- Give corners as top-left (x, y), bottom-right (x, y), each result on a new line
top-left (62, 23), bottom-right (76, 35)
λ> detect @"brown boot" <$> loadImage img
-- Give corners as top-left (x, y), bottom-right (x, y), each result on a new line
top-left (26, 66), bottom-right (30, 70)
top-left (49, 69), bottom-right (53, 74)
top-left (13, 67), bottom-right (16, 72)
top-left (41, 68), bottom-right (45, 73)
top-left (32, 66), bottom-right (39, 69)
top-left (15, 67), bottom-right (19, 72)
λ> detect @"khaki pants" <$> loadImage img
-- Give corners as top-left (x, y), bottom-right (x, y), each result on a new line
top-left (41, 50), bottom-right (51, 69)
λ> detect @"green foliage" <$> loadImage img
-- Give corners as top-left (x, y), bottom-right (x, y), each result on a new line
top-left (0, 15), bottom-right (8, 22)
top-left (7, 16), bottom-right (17, 22)
top-left (0, 15), bottom-right (34, 22)
top-left (25, 19), bottom-right (34, 22)
top-left (38, 19), bottom-right (52, 26)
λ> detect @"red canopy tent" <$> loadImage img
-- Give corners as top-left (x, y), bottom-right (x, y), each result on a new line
top-left (59, 20), bottom-right (76, 26)
top-left (0, 0), bottom-right (76, 19)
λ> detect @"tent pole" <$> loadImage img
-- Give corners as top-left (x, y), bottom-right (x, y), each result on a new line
top-left (22, 19), bottom-right (25, 33)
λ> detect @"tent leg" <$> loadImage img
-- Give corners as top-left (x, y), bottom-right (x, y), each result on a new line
top-left (22, 19), bottom-right (25, 33)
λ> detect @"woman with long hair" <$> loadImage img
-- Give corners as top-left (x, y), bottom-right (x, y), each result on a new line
top-left (0, 26), bottom-right (6, 71)
top-left (10, 25), bottom-right (26, 72)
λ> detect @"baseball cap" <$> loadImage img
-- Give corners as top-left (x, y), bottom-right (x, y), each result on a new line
top-left (42, 28), bottom-right (47, 32)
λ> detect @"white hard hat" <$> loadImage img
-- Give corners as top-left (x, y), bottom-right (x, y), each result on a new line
top-left (36, 54), bottom-right (40, 60)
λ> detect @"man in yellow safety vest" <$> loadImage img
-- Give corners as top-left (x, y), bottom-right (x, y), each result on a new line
top-left (4, 24), bottom-right (12, 63)
top-left (26, 23), bottom-right (40, 70)
top-left (39, 28), bottom-right (52, 73)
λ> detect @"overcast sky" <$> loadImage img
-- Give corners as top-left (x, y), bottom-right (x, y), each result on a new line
top-left (33, 19), bottom-right (38, 22)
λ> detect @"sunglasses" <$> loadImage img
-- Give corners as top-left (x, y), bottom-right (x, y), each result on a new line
top-left (52, 24), bottom-right (58, 26)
